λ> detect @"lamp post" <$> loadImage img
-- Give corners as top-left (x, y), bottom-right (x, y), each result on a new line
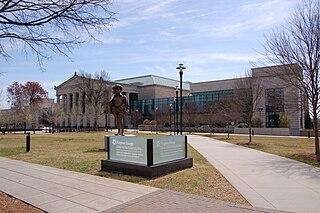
top-left (177, 64), bottom-right (186, 135)
top-left (169, 103), bottom-right (172, 135)
top-left (187, 93), bottom-right (192, 131)
top-left (257, 107), bottom-right (263, 128)
top-left (135, 109), bottom-right (139, 133)
top-left (155, 106), bottom-right (158, 134)
top-left (175, 86), bottom-right (179, 135)
top-left (173, 98), bottom-right (176, 135)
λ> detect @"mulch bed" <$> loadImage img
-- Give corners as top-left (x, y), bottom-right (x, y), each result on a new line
top-left (236, 142), bottom-right (264, 148)
top-left (290, 153), bottom-right (318, 161)
top-left (0, 192), bottom-right (44, 213)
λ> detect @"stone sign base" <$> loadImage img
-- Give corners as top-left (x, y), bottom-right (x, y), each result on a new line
top-left (101, 158), bottom-right (193, 179)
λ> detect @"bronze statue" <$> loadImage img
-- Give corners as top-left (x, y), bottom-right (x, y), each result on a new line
top-left (110, 84), bottom-right (128, 136)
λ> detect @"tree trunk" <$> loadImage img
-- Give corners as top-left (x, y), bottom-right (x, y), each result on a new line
top-left (248, 121), bottom-right (252, 143)
top-left (227, 123), bottom-right (230, 139)
top-left (312, 112), bottom-right (320, 161)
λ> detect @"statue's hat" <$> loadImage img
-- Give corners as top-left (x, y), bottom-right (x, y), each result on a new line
top-left (112, 84), bottom-right (123, 91)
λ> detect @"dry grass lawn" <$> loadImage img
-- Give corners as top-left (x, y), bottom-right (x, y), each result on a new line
top-left (211, 134), bottom-right (320, 167)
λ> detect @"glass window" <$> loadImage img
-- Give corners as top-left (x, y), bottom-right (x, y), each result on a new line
top-left (132, 89), bottom-right (236, 121)
top-left (265, 88), bottom-right (284, 128)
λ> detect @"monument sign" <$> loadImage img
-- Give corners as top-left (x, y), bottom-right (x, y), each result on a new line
top-left (102, 135), bottom-right (193, 178)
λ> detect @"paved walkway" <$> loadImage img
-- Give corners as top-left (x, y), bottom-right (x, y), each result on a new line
top-left (0, 156), bottom-right (284, 213)
top-left (188, 135), bottom-right (320, 213)
top-left (0, 157), bottom-right (158, 212)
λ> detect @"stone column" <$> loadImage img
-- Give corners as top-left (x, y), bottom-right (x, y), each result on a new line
top-left (84, 93), bottom-right (91, 127)
top-left (77, 93), bottom-right (82, 128)
top-left (61, 95), bottom-right (66, 127)
top-left (72, 93), bottom-right (78, 127)
top-left (66, 94), bottom-right (69, 127)
top-left (67, 93), bottom-right (71, 114)
top-left (56, 95), bottom-right (60, 105)
top-left (81, 93), bottom-right (87, 127)
top-left (73, 93), bottom-right (78, 113)
top-left (62, 95), bottom-right (66, 111)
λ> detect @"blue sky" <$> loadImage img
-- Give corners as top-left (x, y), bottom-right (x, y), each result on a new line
top-left (0, 0), bottom-right (299, 108)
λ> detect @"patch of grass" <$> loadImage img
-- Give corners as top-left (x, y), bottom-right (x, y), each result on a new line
top-left (210, 134), bottom-right (320, 167)
top-left (0, 132), bottom-right (248, 205)
top-left (0, 147), bottom-right (26, 157)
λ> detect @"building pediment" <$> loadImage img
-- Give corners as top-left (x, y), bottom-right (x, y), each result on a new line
top-left (55, 76), bottom-right (82, 95)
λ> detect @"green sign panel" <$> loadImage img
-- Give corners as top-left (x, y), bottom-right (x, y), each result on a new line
top-left (153, 135), bottom-right (186, 164)
top-left (109, 136), bottom-right (147, 165)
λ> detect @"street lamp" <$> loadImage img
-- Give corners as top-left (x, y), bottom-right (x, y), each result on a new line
top-left (135, 109), bottom-right (139, 133)
top-left (169, 103), bottom-right (172, 135)
top-left (175, 86), bottom-right (179, 135)
top-left (155, 106), bottom-right (158, 134)
top-left (257, 107), bottom-right (263, 128)
top-left (173, 98), bottom-right (176, 135)
top-left (187, 93), bottom-right (193, 131)
top-left (177, 64), bottom-right (186, 135)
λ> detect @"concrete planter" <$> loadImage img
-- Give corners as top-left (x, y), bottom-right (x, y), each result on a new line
top-left (138, 124), bottom-right (157, 131)
top-left (234, 127), bottom-right (290, 136)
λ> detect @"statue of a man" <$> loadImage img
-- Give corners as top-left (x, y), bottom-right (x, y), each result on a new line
top-left (109, 84), bottom-right (128, 136)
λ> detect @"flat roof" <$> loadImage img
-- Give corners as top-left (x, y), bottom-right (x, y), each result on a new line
top-left (115, 75), bottom-right (191, 90)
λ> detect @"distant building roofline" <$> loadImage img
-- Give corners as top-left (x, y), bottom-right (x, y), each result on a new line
top-left (115, 74), bottom-right (192, 84)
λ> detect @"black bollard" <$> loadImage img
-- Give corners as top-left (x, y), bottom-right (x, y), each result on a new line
top-left (308, 131), bottom-right (310, 138)
top-left (26, 132), bottom-right (30, 152)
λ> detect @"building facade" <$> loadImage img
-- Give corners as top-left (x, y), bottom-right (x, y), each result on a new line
top-left (0, 98), bottom-right (55, 130)
top-left (54, 64), bottom-right (306, 135)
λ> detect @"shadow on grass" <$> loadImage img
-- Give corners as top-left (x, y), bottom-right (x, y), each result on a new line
top-left (84, 148), bottom-right (106, 153)
top-left (289, 153), bottom-right (320, 167)
top-left (236, 142), bottom-right (265, 149)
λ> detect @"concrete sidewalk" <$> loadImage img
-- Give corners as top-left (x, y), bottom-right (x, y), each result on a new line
top-left (0, 156), bottom-right (286, 213)
top-left (0, 157), bottom-right (158, 212)
top-left (188, 135), bottom-right (320, 213)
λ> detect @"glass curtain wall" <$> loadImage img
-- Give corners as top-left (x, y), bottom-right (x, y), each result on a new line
top-left (265, 88), bottom-right (284, 128)
top-left (131, 89), bottom-right (235, 126)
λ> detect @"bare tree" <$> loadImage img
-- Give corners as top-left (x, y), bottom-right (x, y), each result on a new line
top-left (41, 103), bottom-right (63, 131)
top-left (0, 109), bottom-right (10, 130)
top-left (216, 95), bottom-right (241, 139)
top-left (262, 0), bottom-right (320, 160)
top-left (7, 81), bottom-right (48, 130)
top-left (0, 0), bottom-right (115, 68)
top-left (235, 72), bottom-right (264, 143)
top-left (202, 101), bottom-right (217, 127)
top-left (78, 71), bottom-right (111, 130)
top-left (183, 101), bottom-right (198, 129)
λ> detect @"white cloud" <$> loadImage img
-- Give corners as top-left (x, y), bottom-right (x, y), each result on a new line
top-left (99, 37), bottom-right (124, 44)
top-left (195, 0), bottom-right (299, 38)
top-left (239, 0), bottom-right (299, 29)
top-left (142, 0), bottom-right (176, 16)
top-left (40, 81), bottom-right (62, 88)
top-left (112, 0), bottom-right (178, 28)
top-left (180, 52), bottom-right (260, 65)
